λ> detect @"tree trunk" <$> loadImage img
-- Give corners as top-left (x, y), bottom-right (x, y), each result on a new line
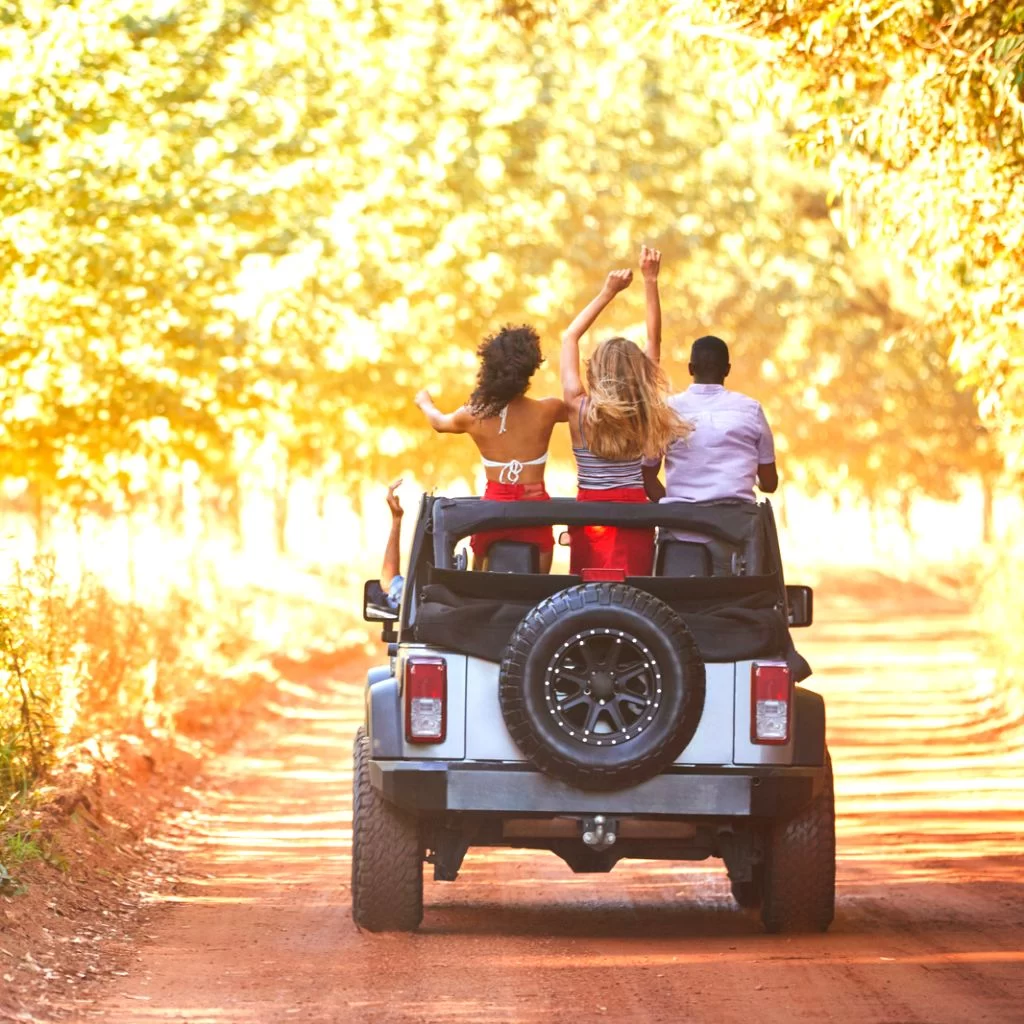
top-left (226, 481), bottom-right (244, 547)
top-left (274, 461), bottom-right (291, 557)
top-left (981, 476), bottom-right (995, 546)
top-left (31, 482), bottom-right (47, 553)
top-left (125, 494), bottom-right (139, 603)
top-left (899, 492), bottom-right (914, 562)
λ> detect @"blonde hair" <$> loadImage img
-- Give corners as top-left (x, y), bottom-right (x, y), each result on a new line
top-left (583, 337), bottom-right (691, 460)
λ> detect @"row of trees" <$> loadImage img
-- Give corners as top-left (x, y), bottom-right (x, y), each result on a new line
top-left (687, 0), bottom-right (1023, 470)
top-left (0, 0), bottom-right (1011, 550)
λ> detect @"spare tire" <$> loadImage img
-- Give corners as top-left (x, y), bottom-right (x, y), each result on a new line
top-left (499, 583), bottom-right (705, 790)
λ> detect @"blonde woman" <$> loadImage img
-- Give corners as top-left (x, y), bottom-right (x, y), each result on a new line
top-left (561, 246), bottom-right (690, 575)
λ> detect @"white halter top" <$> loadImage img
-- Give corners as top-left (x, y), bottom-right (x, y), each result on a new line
top-left (479, 405), bottom-right (548, 484)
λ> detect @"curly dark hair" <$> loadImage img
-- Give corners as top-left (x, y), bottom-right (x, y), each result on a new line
top-left (467, 324), bottom-right (543, 419)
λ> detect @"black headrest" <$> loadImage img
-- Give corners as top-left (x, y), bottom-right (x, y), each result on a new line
top-left (483, 541), bottom-right (540, 574)
top-left (656, 540), bottom-right (712, 578)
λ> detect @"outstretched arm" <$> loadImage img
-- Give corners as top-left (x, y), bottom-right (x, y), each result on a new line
top-left (415, 390), bottom-right (473, 433)
top-left (380, 480), bottom-right (403, 589)
top-left (560, 269), bottom-right (633, 401)
top-left (640, 244), bottom-right (662, 363)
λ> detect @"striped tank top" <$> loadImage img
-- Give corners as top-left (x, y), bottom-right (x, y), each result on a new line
top-left (572, 399), bottom-right (644, 490)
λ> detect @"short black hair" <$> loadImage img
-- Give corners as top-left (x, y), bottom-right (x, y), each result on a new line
top-left (690, 335), bottom-right (730, 378)
top-left (468, 324), bottom-right (543, 418)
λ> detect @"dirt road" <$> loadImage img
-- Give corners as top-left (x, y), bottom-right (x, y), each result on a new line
top-left (69, 581), bottom-right (1023, 1023)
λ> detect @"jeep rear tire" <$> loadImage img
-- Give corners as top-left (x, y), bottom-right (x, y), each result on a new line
top-left (499, 583), bottom-right (705, 791)
top-left (760, 752), bottom-right (836, 933)
top-left (351, 727), bottom-right (424, 932)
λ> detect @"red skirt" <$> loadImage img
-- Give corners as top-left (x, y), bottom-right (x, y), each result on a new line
top-left (470, 480), bottom-right (554, 560)
top-left (569, 486), bottom-right (654, 576)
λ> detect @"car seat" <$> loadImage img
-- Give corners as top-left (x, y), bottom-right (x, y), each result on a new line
top-left (482, 541), bottom-right (540, 574)
top-left (654, 539), bottom-right (713, 577)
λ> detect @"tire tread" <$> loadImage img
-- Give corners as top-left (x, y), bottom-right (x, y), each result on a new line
top-left (760, 752), bottom-right (836, 933)
top-left (351, 727), bottom-right (424, 932)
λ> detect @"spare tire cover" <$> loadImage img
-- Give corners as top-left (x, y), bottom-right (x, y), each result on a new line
top-left (499, 583), bottom-right (705, 791)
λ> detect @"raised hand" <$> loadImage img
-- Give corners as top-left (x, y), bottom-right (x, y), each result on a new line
top-left (640, 244), bottom-right (661, 280)
top-left (604, 269), bottom-right (633, 295)
top-left (563, 269), bottom-right (635, 401)
top-left (415, 389), bottom-right (471, 433)
top-left (386, 478), bottom-right (404, 518)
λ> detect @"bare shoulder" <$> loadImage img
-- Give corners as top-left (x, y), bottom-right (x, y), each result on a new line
top-left (511, 395), bottom-right (567, 420)
top-left (538, 396), bottom-right (569, 422)
top-left (452, 405), bottom-right (479, 430)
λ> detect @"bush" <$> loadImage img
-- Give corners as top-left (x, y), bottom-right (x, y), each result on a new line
top-left (0, 558), bottom-right (210, 813)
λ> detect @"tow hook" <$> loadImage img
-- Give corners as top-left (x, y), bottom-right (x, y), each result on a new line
top-left (581, 815), bottom-right (618, 851)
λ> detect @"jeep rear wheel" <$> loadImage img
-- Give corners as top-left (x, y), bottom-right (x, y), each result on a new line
top-left (351, 727), bottom-right (424, 932)
top-left (499, 583), bottom-right (705, 791)
top-left (760, 753), bottom-right (836, 933)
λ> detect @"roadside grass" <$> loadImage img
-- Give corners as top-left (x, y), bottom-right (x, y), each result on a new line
top-left (0, 558), bottom-right (208, 818)
top-left (3, 824), bottom-right (65, 871)
top-left (0, 526), bottom-right (370, 894)
top-left (0, 824), bottom-right (66, 895)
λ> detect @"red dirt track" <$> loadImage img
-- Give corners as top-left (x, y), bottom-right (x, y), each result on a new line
top-left (66, 581), bottom-right (1024, 1023)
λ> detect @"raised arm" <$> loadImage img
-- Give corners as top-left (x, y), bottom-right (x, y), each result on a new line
top-left (640, 244), bottom-right (662, 363)
top-left (415, 390), bottom-right (473, 434)
top-left (380, 479), bottom-right (404, 589)
top-left (560, 269), bottom-right (633, 401)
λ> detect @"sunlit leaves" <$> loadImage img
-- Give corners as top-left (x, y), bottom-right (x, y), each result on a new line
top-left (693, 0), bottom-right (1024, 470)
top-left (1, 0), bottom-right (1008, 521)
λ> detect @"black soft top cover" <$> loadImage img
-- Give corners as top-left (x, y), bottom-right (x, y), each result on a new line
top-left (429, 497), bottom-right (763, 567)
top-left (409, 497), bottom-right (810, 678)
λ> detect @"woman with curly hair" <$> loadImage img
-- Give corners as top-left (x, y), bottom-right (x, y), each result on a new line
top-left (415, 325), bottom-right (566, 571)
top-left (561, 246), bottom-right (691, 575)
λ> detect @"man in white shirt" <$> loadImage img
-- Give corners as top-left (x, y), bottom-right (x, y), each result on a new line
top-left (643, 336), bottom-right (778, 504)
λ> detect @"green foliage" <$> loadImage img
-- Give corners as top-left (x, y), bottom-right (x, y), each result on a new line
top-left (0, 591), bottom-right (57, 800)
top-left (689, 0), bottom-right (1024, 470)
top-left (0, 0), bottom-right (1002, 512)
top-left (0, 823), bottom-right (65, 894)
top-left (0, 558), bottom-right (204, 811)
top-left (3, 828), bottom-right (46, 868)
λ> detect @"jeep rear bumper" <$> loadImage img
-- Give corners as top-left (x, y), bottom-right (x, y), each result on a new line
top-left (369, 761), bottom-right (824, 820)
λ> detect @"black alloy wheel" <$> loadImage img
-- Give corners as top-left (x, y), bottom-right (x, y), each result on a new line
top-left (545, 627), bottom-right (665, 748)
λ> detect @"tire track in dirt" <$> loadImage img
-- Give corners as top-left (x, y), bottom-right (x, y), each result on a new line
top-left (61, 589), bottom-right (1024, 1024)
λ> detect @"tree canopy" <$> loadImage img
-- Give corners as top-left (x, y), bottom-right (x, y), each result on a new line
top-left (0, 0), bottom-right (1009, 536)
top-left (690, 0), bottom-right (1024, 471)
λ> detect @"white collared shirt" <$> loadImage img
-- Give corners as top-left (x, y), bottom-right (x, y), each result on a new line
top-left (647, 384), bottom-right (775, 503)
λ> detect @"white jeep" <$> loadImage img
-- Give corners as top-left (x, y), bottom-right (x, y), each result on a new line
top-left (354, 495), bottom-right (833, 934)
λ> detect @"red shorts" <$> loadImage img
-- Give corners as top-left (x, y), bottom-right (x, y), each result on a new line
top-left (470, 481), bottom-right (555, 560)
top-left (569, 486), bottom-right (654, 576)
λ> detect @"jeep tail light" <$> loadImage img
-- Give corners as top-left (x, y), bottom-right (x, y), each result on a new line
top-left (751, 662), bottom-right (791, 744)
top-left (405, 657), bottom-right (446, 743)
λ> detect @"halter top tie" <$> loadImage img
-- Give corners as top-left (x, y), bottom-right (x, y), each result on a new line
top-left (480, 405), bottom-right (549, 484)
